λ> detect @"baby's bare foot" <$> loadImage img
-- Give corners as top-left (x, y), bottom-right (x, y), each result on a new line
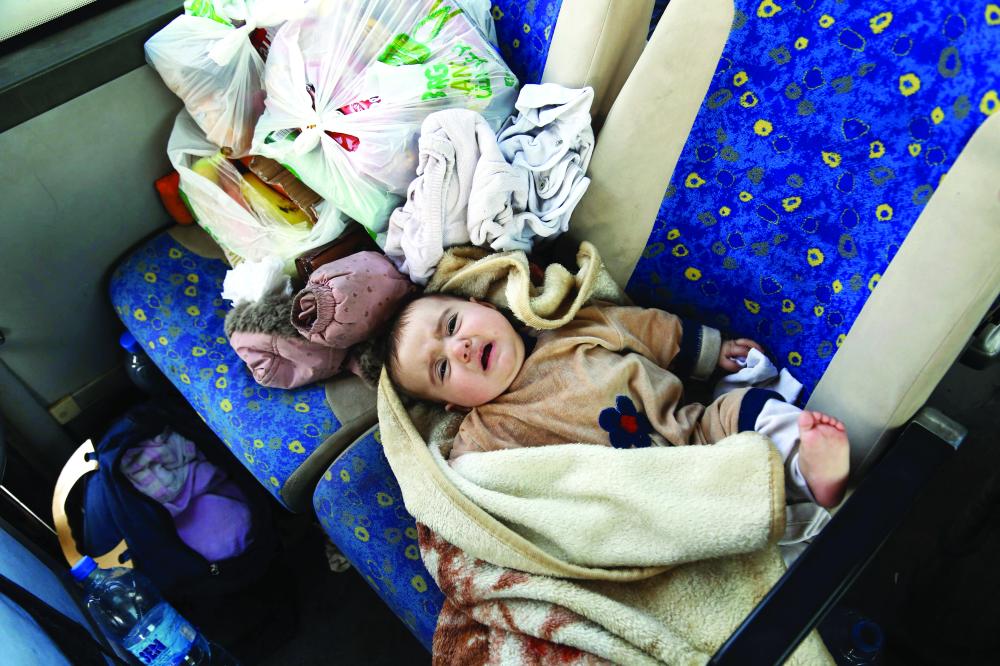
top-left (797, 411), bottom-right (850, 508)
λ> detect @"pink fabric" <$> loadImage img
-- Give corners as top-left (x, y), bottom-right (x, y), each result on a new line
top-left (121, 430), bottom-right (253, 562)
top-left (291, 251), bottom-right (412, 347)
top-left (229, 330), bottom-right (347, 389)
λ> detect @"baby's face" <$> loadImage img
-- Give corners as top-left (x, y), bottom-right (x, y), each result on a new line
top-left (394, 297), bottom-right (525, 408)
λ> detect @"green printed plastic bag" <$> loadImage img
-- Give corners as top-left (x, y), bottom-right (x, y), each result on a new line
top-left (252, 0), bottom-right (519, 235)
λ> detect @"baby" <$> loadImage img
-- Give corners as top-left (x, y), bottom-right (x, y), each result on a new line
top-left (386, 294), bottom-right (850, 508)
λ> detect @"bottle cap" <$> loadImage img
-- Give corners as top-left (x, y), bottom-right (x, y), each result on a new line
top-left (850, 617), bottom-right (884, 656)
top-left (70, 556), bottom-right (98, 582)
top-left (119, 331), bottom-right (140, 353)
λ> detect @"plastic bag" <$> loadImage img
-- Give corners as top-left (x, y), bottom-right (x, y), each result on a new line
top-left (168, 110), bottom-right (348, 270)
top-left (454, 0), bottom-right (497, 45)
top-left (252, 0), bottom-right (519, 235)
top-left (145, 0), bottom-right (308, 156)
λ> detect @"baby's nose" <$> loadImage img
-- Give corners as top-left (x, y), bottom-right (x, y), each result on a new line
top-left (449, 337), bottom-right (472, 362)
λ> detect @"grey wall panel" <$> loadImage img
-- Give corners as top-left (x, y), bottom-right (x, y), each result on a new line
top-left (0, 65), bottom-right (182, 405)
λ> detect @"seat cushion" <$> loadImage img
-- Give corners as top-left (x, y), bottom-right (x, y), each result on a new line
top-left (314, 427), bottom-right (445, 651)
top-left (109, 230), bottom-right (375, 512)
top-left (624, 1), bottom-right (1000, 397)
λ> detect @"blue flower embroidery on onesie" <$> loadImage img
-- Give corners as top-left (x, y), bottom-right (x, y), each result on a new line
top-left (599, 396), bottom-right (653, 449)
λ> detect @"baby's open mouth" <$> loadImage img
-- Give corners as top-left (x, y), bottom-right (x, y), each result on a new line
top-left (481, 343), bottom-right (493, 370)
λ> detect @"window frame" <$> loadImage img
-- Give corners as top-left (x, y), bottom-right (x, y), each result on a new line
top-left (0, 0), bottom-right (181, 132)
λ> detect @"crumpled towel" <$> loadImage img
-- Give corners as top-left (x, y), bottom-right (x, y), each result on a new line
top-left (384, 93), bottom-right (596, 283)
top-left (290, 251), bottom-right (413, 347)
top-left (476, 84), bottom-right (595, 251)
top-left (426, 241), bottom-right (625, 330)
top-left (383, 109), bottom-right (521, 284)
top-left (120, 430), bottom-right (253, 562)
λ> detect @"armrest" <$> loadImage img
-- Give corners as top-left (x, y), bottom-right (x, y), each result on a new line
top-left (709, 408), bottom-right (966, 666)
top-left (280, 374), bottom-right (377, 511)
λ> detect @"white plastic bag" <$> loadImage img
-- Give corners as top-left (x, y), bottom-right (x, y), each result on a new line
top-left (145, 0), bottom-right (308, 156)
top-left (252, 0), bottom-right (518, 235)
top-left (454, 0), bottom-right (497, 45)
top-left (168, 110), bottom-right (348, 270)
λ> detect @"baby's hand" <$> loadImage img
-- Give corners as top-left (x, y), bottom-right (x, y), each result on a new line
top-left (718, 338), bottom-right (765, 373)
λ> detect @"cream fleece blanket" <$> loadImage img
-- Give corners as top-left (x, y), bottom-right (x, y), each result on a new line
top-left (379, 378), bottom-right (831, 664)
top-left (377, 242), bottom-right (832, 663)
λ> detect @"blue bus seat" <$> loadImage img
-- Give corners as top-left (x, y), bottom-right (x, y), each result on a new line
top-left (313, 426), bottom-right (445, 650)
top-left (110, 0), bottom-right (657, 643)
top-left (572, 0), bottom-right (1000, 470)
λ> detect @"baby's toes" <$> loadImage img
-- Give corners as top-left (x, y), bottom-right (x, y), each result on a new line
top-left (822, 413), bottom-right (845, 431)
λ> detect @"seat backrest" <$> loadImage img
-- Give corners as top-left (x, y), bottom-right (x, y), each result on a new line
top-left (490, 0), bottom-right (563, 86)
top-left (576, 0), bottom-right (1000, 395)
top-left (623, 1), bottom-right (1000, 397)
top-left (493, 0), bottom-right (654, 126)
top-left (570, 0), bottom-right (1000, 472)
top-left (314, 426), bottom-right (446, 651)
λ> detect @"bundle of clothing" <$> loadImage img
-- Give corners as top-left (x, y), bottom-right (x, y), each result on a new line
top-left (251, 0), bottom-right (516, 235)
top-left (384, 83), bottom-right (595, 284)
top-left (120, 429), bottom-right (252, 562)
top-left (222, 250), bottom-right (412, 389)
top-left (148, 0), bottom-right (518, 268)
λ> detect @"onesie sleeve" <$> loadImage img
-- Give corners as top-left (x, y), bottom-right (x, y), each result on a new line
top-left (583, 304), bottom-right (721, 381)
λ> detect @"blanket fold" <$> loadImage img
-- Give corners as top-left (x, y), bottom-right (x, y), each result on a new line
top-left (446, 436), bottom-right (786, 568)
top-left (421, 524), bottom-right (811, 666)
top-left (426, 241), bottom-right (625, 330)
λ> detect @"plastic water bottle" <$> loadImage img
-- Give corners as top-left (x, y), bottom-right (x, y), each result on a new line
top-left (70, 556), bottom-right (236, 665)
top-left (120, 331), bottom-right (174, 397)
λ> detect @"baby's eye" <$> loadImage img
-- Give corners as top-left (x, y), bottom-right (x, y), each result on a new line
top-left (447, 314), bottom-right (457, 335)
top-left (437, 359), bottom-right (448, 381)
